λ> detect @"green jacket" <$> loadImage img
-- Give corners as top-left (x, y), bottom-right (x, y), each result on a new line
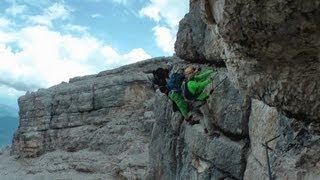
top-left (187, 69), bottom-right (214, 101)
top-left (168, 69), bottom-right (215, 118)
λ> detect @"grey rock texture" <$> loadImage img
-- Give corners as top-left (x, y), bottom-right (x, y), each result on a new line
top-left (146, 64), bottom-right (319, 180)
top-left (245, 99), bottom-right (280, 180)
top-left (245, 100), bottom-right (320, 180)
top-left (171, 0), bottom-right (320, 179)
top-left (0, 147), bottom-right (114, 180)
top-left (10, 57), bottom-right (173, 179)
top-left (156, 8), bottom-right (320, 176)
top-left (175, 0), bottom-right (320, 122)
top-left (147, 64), bottom-right (250, 180)
top-left (175, 0), bottom-right (225, 64)
top-left (205, 71), bottom-right (251, 137)
top-left (5, 58), bottom-right (319, 180)
top-left (1, 0), bottom-right (320, 179)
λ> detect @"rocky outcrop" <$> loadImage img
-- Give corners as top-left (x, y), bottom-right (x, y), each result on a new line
top-left (176, 0), bottom-right (320, 122)
top-left (245, 100), bottom-right (320, 179)
top-left (10, 57), bottom-right (173, 179)
top-left (175, 0), bottom-right (226, 64)
top-left (171, 0), bottom-right (320, 179)
top-left (147, 64), bottom-right (251, 179)
top-left (1, 0), bottom-right (319, 179)
top-left (146, 63), bottom-right (320, 179)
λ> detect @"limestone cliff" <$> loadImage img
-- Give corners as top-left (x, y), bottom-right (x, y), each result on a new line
top-left (147, 65), bottom-right (250, 179)
top-left (5, 57), bottom-right (172, 179)
top-left (0, 0), bottom-right (319, 179)
top-left (175, 0), bottom-right (320, 121)
top-left (169, 0), bottom-right (320, 179)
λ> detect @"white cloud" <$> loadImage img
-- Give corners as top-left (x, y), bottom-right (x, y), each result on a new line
top-left (139, 0), bottom-right (188, 55)
top-left (0, 18), bottom-right (15, 43)
top-left (139, 5), bottom-right (160, 22)
top-left (0, 18), bottom-right (11, 28)
top-left (0, 85), bottom-right (24, 98)
top-left (0, 0), bottom-right (153, 94)
top-left (29, 15), bottom-right (52, 26)
top-left (5, 4), bottom-right (27, 16)
top-left (0, 26), bottom-right (151, 92)
top-left (100, 46), bottom-right (151, 67)
top-left (28, 2), bottom-right (71, 27)
top-left (152, 26), bottom-right (175, 54)
top-left (139, 0), bottom-right (188, 29)
top-left (46, 3), bottom-right (70, 20)
top-left (63, 24), bottom-right (89, 33)
top-left (123, 48), bottom-right (152, 63)
top-left (0, 31), bottom-right (15, 43)
top-left (91, 13), bottom-right (103, 18)
top-left (101, 46), bottom-right (120, 62)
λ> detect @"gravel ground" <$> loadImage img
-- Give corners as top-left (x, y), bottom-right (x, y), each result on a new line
top-left (0, 147), bottom-right (115, 180)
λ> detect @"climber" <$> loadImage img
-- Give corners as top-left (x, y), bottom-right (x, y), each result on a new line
top-left (152, 65), bottom-right (189, 118)
top-left (152, 65), bottom-right (215, 126)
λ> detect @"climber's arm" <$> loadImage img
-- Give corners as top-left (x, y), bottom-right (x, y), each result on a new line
top-left (194, 69), bottom-right (214, 82)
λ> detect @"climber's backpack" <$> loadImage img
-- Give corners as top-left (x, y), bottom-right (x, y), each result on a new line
top-left (166, 73), bottom-right (185, 93)
top-left (152, 68), bottom-right (169, 87)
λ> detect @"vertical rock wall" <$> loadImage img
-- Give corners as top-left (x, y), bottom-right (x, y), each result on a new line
top-left (6, 0), bottom-right (320, 179)
top-left (147, 63), bottom-right (251, 179)
top-left (245, 100), bottom-right (320, 179)
top-left (175, 0), bottom-right (320, 122)
top-left (11, 57), bottom-right (171, 178)
top-left (147, 75), bottom-right (320, 179)
top-left (154, 0), bottom-right (320, 179)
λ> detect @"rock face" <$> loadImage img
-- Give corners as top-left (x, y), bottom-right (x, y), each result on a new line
top-left (175, 0), bottom-right (226, 64)
top-left (10, 57), bottom-right (172, 179)
top-left (176, 0), bottom-right (320, 122)
top-left (1, 0), bottom-right (320, 179)
top-left (147, 64), bottom-right (250, 179)
top-left (166, 0), bottom-right (320, 179)
top-left (147, 73), bottom-right (319, 180)
top-left (245, 100), bottom-right (320, 180)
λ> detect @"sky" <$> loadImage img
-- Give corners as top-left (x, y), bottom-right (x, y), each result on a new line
top-left (0, 0), bottom-right (189, 107)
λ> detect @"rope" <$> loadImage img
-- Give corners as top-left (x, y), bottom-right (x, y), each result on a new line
top-left (213, 76), bottom-right (228, 89)
top-left (262, 135), bottom-right (280, 180)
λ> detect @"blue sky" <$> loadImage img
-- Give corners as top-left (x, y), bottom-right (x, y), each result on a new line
top-left (0, 0), bottom-right (189, 107)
